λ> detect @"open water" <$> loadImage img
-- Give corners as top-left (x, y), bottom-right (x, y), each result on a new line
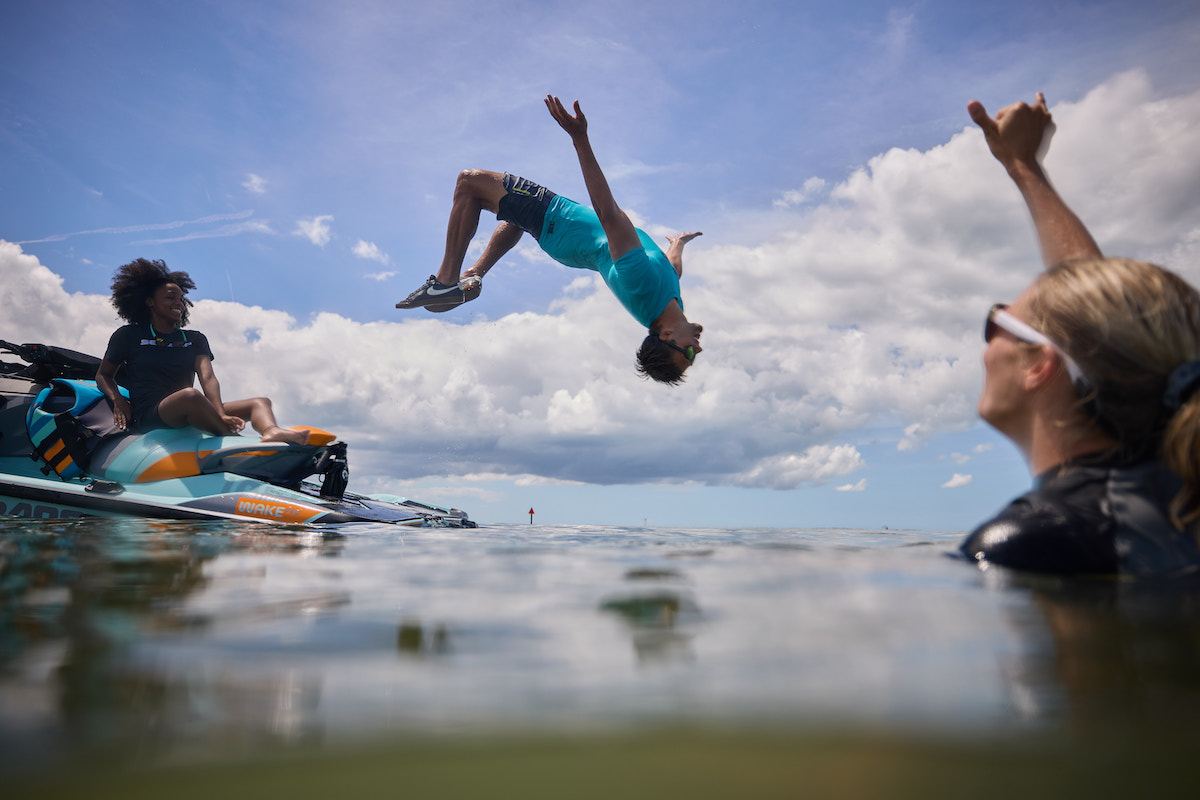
top-left (4, 516), bottom-right (1200, 796)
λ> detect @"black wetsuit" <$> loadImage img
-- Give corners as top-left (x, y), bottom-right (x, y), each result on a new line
top-left (103, 324), bottom-right (213, 432)
top-left (960, 457), bottom-right (1200, 577)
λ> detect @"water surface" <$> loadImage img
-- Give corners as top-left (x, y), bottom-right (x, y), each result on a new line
top-left (4, 516), bottom-right (1200, 787)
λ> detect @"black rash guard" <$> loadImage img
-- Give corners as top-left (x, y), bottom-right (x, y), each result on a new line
top-left (103, 323), bottom-right (213, 430)
top-left (960, 457), bottom-right (1200, 577)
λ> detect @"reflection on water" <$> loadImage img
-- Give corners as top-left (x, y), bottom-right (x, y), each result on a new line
top-left (1005, 571), bottom-right (1200, 734)
top-left (396, 620), bottom-right (449, 657)
top-left (4, 518), bottom-right (1200, 777)
top-left (600, 592), bottom-right (700, 665)
top-left (0, 517), bottom-right (343, 769)
top-left (600, 566), bottom-right (701, 665)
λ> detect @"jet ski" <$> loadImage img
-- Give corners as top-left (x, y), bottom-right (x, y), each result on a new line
top-left (0, 339), bottom-right (475, 527)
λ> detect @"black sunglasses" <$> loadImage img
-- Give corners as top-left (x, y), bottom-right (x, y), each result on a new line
top-left (983, 303), bottom-right (1015, 343)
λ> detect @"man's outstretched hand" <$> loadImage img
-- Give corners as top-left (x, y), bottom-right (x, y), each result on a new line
top-left (666, 232), bottom-right (703, 250)
top-left (546, 95), bottom-right (588, 140)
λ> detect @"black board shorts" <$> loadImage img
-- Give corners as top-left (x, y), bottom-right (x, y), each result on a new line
top-left (131, 402), bottom-right (168, 433)
top-left (497, 174), bottom-right (557, 241)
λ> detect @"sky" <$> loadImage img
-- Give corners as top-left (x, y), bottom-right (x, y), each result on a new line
top-left (3, 0), bottom-right (1200, 529)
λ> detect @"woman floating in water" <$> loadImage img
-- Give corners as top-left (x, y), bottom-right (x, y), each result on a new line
top-left (960, 93), bottom-right (1200, 576)
top-left (96, 258), bottom-right (310, 444)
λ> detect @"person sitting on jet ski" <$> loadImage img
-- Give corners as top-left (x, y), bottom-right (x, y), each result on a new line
top-left (95, 258), bottom-right (310, 444)
top-left (396, 95), bottom-right (704, 386)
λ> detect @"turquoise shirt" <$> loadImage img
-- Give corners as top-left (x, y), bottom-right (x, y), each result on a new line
top-left (538, 195), bottom-right (681, 328)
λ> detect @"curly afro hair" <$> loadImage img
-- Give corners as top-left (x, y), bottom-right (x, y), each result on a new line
top-left (109, 258), bottom-right (197, 325)
top-left (635, 332), bottom-right (687, 385)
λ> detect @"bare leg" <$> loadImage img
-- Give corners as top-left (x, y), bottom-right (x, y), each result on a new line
top-left (463, 221), bottom-right (525, 280)
top-left (157, 390), bottom-right (307, 443)
top-left (435, 170), bottom-right (508, 285)
top-left (157, 388), bottom-right (237, 436)
top-left (224, 397), bottom-right (307, 444)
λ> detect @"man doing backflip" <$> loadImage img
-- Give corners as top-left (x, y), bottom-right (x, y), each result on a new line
top-left (396, 95), bottom-right (704, 385)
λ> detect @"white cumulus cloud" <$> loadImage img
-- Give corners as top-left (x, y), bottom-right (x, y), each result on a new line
top-left (294, 215), bottom-right (334, 247)
top-left (5, 72), bottom-right (1199, 496)
top-left (353, 239), bottom-right (391, 265)
top-left (774, 177), bottom-right (827, 209)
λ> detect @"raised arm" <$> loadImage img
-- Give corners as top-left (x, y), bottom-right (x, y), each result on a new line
top-left (664, 231), bottom-right (702, 277)
top-left (544, 95), bottom-right (642, 262)
top-left (968, 92), bottom-right (1101, 267)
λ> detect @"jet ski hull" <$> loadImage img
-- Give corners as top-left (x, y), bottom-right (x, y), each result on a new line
top-left (0, 465), bottom-right (471, 526)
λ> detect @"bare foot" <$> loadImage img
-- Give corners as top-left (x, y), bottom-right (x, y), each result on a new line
top-left (260, 426), bottom-right (309, 445)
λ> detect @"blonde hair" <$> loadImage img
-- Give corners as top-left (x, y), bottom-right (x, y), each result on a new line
top-left (1026, 258), bottom-right (1200, 531)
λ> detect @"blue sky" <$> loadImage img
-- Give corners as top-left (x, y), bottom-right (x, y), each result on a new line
top-left (3, 0), bottom-right (1200, 528)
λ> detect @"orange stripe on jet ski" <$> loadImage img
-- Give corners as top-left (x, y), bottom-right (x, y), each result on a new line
top-left (136, 452), bottom-right (201, 483)
top-left (44, 439), bottom-right (65, 460)
top-left (234, 497), bottom-right (322, 523)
